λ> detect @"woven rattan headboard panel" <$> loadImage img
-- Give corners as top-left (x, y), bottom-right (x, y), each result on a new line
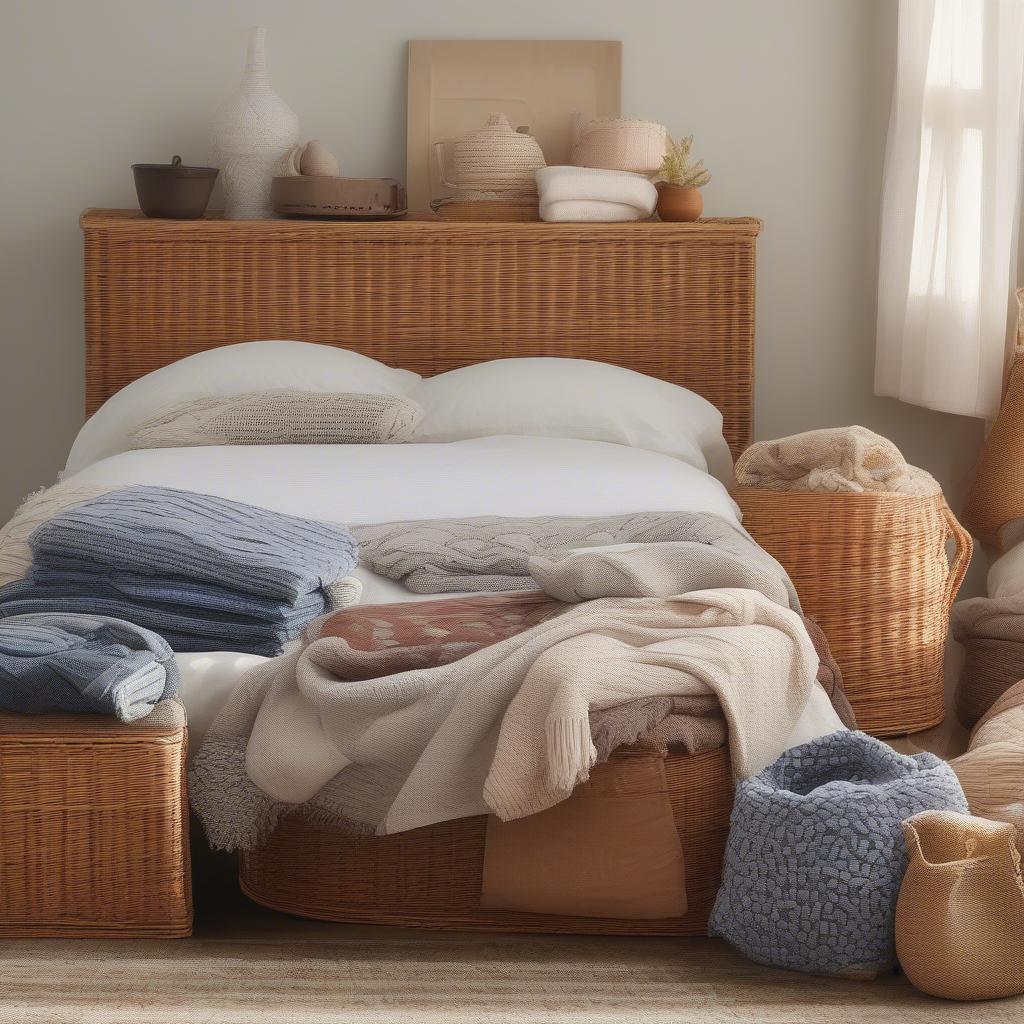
top-left (81, 211), bottom-right (761, 457)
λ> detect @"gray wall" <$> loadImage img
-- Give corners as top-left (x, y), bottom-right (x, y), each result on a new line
top-left (0, 0), bottom-right (985, 524)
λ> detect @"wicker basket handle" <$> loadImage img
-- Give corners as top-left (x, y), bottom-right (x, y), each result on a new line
top-left (941, 503), bottom-right (973, 614)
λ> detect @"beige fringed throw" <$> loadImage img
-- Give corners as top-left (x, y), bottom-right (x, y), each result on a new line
top-left (734, 425), bottom-right (940, 496)
top-left (191, 541), bottom-right (843, 849)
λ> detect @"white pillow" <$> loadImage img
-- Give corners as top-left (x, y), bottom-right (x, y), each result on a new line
top-left (66, 341), bottom-right (420, 475)
top-left (413, 357), bottom-right (732, 481)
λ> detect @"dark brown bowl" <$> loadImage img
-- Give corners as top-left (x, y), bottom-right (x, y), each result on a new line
top-left (132, 155), bottom-right (219, 219)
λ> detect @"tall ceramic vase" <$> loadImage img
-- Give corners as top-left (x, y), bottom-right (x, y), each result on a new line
top-left (212, 26), bottom-right (299, 219)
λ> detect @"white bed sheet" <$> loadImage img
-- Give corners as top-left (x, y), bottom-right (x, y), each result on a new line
top-left (68, 435), bottom-right (748, 745)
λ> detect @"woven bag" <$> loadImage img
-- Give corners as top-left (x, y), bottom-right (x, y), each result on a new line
top-left (708, 731), bottom-right (968, 978)
top-left (896, 810), bottom-right (1024, 1001)
top-left (733, 488), bottom-right (971, 736)
top-left (962, 289), bottom-right (1024, 549)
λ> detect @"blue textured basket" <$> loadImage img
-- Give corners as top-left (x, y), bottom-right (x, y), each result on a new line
top-left (708, 730), bottom-right (968, 977)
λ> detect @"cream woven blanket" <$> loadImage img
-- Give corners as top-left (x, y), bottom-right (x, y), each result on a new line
top-left (734, 425), bottom-right (939, 496)
top-left (191, 539), bottom-right (842, 850)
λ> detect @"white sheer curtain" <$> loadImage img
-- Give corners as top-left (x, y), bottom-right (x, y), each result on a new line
top-left (876, 0), bottom-right (1024, 419)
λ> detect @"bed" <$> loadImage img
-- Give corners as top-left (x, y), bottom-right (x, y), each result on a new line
top-left (75, 210), bottom-right (767, 935)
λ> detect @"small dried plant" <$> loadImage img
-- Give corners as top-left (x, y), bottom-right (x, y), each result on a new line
top-left (658, 134), bottom-right (711, 189)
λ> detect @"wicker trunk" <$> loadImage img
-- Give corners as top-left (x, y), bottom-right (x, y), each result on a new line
top-left (240, 746), bottom-right (732, 935)
top-left (734, 488), bottom-right (971, 736)
top-left (0, 703), bottom-right (192, 937)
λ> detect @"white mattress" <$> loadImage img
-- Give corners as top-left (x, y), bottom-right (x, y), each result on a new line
top-left (68, 435), bottom-right (743, 744)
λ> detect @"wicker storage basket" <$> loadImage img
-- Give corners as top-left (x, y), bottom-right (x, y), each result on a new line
top-left (0, 703), bottom-right (191, 937)
top-left (733, 488), bottom-right (971, 736)
top-left (240, 746), bottom-right (732, 935)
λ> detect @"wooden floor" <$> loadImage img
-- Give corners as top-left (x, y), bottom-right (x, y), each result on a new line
top-left (0, 847), bottom-right (1020, 1024)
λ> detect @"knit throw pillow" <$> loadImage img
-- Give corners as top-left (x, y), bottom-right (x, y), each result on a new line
top-left (708, 730), bottom-right (968, 978)
top-left (128, 390), bottom-right (423, 448)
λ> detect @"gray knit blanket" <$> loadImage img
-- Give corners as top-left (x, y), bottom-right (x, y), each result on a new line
top-left (0, 612), bottom-right (179, 721)
top-left (353, 511), bottom-right (801, 611)
top-left (0, 486), bottom-right (359, 656)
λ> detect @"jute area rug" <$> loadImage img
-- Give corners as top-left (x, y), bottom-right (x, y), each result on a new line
top-left (0, 931), bottom-right (1020, 1024)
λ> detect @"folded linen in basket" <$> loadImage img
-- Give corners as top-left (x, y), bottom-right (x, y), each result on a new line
top-left (536, 166), bottom-right (658, 223)
top-left (734, 425), bottom-right (940, 496)
top-left (0, 486), bottom-right (360, 656)
top-left (0, 612), bottom-right (178, 721)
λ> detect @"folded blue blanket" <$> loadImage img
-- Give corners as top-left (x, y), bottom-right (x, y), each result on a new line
top-left (29, 486), bottom-right (358, 604)
top-left (0, 582), bottom-right (313, 655)
top-left (0, 486), bottom-right (360, 656)
top-left (0, 613), bottom-right (178, 721)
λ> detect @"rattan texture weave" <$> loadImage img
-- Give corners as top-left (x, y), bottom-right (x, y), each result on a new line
top-left (0, 709), bottom-right (192, 937)
top-left (239, 746), bottom-right (732, 935)
top-left (80, 211), bottom-right (760, 459)
top-left (733, 489), bottom-right (971, 736)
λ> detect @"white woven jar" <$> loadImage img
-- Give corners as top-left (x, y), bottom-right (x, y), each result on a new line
top-left (571, 117), bottom-right (667, 174)
top-left (211, 27), bottom-right (300, 219)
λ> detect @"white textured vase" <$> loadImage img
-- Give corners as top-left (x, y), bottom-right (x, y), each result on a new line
top-left (211, 26), bottom-right (299, 219)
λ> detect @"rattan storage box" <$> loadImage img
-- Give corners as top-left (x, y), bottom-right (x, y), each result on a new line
top-left (734, 488), bottom-right (971, 736)
top-left (0, 702), bottom-right (191, 937)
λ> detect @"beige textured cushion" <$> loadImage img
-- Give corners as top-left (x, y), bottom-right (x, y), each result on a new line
top-left (128, 390), bottom-right (423, 449)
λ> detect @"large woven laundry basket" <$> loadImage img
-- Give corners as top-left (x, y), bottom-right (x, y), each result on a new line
top-left (734, 488), bottom-right (971, 736)
top-left (239, 745), bottom-right (732, 935)
top-left (0, 703), bottom-right (191, 937)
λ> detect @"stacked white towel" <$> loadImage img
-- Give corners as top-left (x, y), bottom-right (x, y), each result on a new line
top-left (536, 166), bottom-right (658, 223)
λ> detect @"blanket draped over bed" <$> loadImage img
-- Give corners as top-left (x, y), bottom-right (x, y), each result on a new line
top-left (191, 513), bottom-right (845, 850)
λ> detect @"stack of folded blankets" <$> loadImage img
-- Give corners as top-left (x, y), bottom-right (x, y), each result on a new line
top-left (536, 166), bottom-right (658, 223)
top-left (0, 486), bottom-right (359, 656)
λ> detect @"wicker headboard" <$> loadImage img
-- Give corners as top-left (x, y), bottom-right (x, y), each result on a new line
top-left (81, 211), bottom-right (761, 457)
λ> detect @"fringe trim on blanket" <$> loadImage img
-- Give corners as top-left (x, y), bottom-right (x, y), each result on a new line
top-left (546, 716), bottom-right (598, 793)
top-left (189, 737), bottom-right (285, 851)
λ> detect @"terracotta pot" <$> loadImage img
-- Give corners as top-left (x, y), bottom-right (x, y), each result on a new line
top-left (656, 183), bottom-right (703, 222)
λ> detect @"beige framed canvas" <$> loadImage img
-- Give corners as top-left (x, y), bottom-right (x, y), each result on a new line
top-left (406, 40), bottom-right (622, 213)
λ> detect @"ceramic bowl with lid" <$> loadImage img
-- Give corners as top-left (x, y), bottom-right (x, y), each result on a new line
top-left (132, 155), bottom-right (219, 219)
